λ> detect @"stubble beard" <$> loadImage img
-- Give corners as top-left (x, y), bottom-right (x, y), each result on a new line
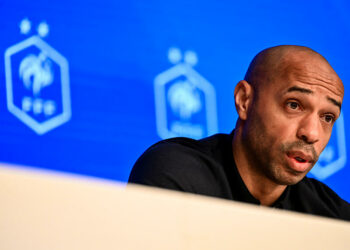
top-left (242, 109), bottom-right (318, 186)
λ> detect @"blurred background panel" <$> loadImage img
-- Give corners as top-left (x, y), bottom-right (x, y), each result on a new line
top-left (0, 0), bottom-right (349, 201)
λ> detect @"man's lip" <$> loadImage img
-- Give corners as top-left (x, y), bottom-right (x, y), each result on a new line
top-left (286, 151), bottom-right (314, 163)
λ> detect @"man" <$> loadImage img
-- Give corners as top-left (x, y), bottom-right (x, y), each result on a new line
top-left (129, 45), bottom-right (350, 221)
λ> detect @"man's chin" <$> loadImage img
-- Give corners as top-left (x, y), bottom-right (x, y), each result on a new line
top-left (276, 177), bottom-right (303, 186)
top-left (274, 171), bottom-right (307, 185)
top-left (269, 166), bottom-right (307, 185)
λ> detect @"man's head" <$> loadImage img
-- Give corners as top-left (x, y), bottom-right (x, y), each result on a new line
top-left (234, 45), bottom-right (344, 185)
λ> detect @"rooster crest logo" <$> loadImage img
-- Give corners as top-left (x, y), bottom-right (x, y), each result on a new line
top-left (4, 18), bottom-right (71, 135)
top-left (19, 52), bottom-right (54, 96)
top-left (154, 47), bottom-right (217, 139)
top-left (167, 79), bottom-right (202, 120)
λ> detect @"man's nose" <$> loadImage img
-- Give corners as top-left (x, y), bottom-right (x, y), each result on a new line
top-left (296, 114), bottom-right (320, 144)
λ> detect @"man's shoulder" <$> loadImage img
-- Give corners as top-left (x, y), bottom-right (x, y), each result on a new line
top-left (295, 177), bottom-right (350, 220)
top-left (128, 133), bottom-right (232, 193)
top-left (138, 133), bottom-right (231, 163)
top-left (150, 133), bottom-right (231, 153)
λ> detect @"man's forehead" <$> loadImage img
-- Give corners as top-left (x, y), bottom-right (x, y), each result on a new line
top-left (282, 63), bottom-right (344, 99)
top-left (271, 52), bottom-right (345, 99)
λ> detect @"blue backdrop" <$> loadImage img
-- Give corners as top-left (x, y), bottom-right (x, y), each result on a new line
top-left (0, 0), bottom-right (349, 202)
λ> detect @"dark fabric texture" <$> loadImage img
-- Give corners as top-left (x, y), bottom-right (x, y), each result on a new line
top-left (128, 133), bottom-right (350, 221)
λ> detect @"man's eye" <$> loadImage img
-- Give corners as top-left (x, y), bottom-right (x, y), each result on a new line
top-left (323, 115), bottom-right (335, 124)
top-left (286, 101), bottom-right (300, 110)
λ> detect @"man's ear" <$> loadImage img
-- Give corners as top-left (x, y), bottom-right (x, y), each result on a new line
top-left (234, 80), bottom-right (254, 121)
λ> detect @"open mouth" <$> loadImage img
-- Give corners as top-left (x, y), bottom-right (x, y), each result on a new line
top-left (285, 150), bottom-right (315, 172)
top-left (286, 151), bottom-right (313, 165)
top-left (294, 156), bottom-right (307, 163)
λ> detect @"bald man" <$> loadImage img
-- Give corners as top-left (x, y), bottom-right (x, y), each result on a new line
top-left (129, 45), bottom-right (350, 221)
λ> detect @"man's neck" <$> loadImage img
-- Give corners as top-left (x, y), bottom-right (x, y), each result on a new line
top-left (232, 130), bottom-right (287, 206)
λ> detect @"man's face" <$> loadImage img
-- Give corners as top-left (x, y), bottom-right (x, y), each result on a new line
top-left (243, 56), bottom-right (344, 185)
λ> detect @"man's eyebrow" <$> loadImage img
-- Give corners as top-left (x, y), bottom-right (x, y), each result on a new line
top-left (285, 86), bottom-right (342, 110)
top-left (286, 86), bottom-right (313, 94)
top-left (327, 97), bottom-right (342, 110)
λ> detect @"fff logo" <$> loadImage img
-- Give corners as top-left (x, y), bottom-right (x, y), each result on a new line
top-left (4, 18), bottom-right (71, 135)
top-left (154, 47), bottom-right (218, 139)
